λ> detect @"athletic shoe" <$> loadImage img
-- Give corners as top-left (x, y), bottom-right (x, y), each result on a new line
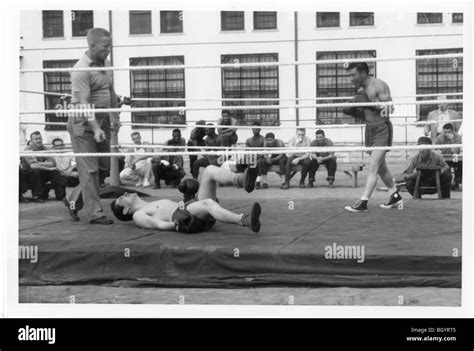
top-left (344, 200), bottom-right (368, 213)
top-left (280, 182), bottom-right (289, 189)
top-left (31, 196), bottom-right (45, 203)
top-left (63, 198), bottom-right (79, 222)
top-left (262, 183), bottom-right (269, 189)
top-left (19, 195), bottom-right (30, 203)
top-left (328, 180), bottom-right (335, 188)
top-left (306, 182), bottom-right (314, 188)
top-left (255, 181), bottom-right (261, 189)
top-left (379, 191), bottom-right (403, 209)
top-left (242, 202), bottom-right (261, 233)
top-left (244, 165), bottom-right (259, 193)
top-left (299, 182), bottom-right (305, 188)
top-left (142, 180), bottom-right (151, 187)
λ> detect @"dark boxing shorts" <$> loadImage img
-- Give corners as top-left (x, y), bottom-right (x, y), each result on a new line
top-left (171, 202), bottom-right (216, 234)
top-left (365, 119), bottom-right (393, 151)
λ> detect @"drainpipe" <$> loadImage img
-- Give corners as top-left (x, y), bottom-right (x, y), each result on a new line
top-left (294, 11), bottom-right (299, 126)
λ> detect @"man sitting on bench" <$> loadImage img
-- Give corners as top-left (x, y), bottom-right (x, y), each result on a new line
top-left (402, 137), bottom-right (452, 199)
top-left (305, 129), bottom-right (337, 188)
top-left (281, 128), bottom-right (312, 189)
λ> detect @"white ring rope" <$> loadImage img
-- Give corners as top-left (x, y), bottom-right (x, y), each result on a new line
top-left (19, 99), bottom-right (464, 115)
top-left (20, 53), bottom-right (463, 74)
top-left (20, 119), bottom-right (464, 130)
top-left (20, 144), bottom-right (462, 158)
top-left (20, 89), bottom-right (462, 101)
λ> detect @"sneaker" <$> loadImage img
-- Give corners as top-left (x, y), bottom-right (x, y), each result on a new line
top-left (19, 195), bottom-right (30, 203)
top-left (63, 198), bottom-right (79, 222)
top-left (299, 182), bottom-right (305, 188)
top-left (153, 183), bottom-right (161, 189)
top-left (380, 191), bottom-right (403, 209)
top-left (241, 202), bottom-right (261, 233)
top-left (255, 181), bottom-right (261, 189)
top-left (306, 182), bottom-right (314, 188)
top-left (344, 199), bottom-right (368, 213)
top-left (328, 180), bottom-right (335, 188)
top-left (262, 183), bottom-right (269, 189)
top-left (142, 180), bottom-right (151, 187)
top-left (243, 165), bottom-right (259, 193)
top-left (89, 216), bottom-right (114, 225)
top-left (280, 182), bottom-right (289, 190)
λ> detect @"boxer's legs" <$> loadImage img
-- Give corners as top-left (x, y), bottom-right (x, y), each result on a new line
top-left (197, 165), bottom-right (236, 200)
top-left (186, 198), bottom-right (242, 223)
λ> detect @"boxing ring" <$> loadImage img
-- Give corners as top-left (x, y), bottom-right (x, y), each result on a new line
top-left (18, 54), bottom-right (463, 291)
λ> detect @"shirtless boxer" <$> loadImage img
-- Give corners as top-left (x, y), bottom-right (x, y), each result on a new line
top-left (342, 62), bottom-right (402, 213)
top-left (110, 165), bottom-right (261, 233)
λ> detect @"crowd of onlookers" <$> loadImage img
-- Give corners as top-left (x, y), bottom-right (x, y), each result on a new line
top-left (19, 101), bottom-right (463, 204)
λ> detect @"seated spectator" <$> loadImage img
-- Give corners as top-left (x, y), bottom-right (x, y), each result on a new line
top-left (52, 138), bottom-right (79, 187)
top-left (281, 128), bottom-right (312, 189)
top-left (187, 120), bottom-right (206, 174)
top-left (402, 137), bottom-right (452, 199)
top-left (305, 129), bottom-right (337, 188)
top-left (242, 121), bottom-right (265, 176)
top-left (19, 122), bottom-right (30, 203)
top-left (165, 128), bottom-right (186, 168)
top-left (192, 123), bottom-right (221, 179)
top-left (120, 132), bottom-right (153, 187)
top-left (22, 131), bottom-right (65, 202)
top-left (435, 123), bottom-right (463, 190)
top-left (256, 133), bottom-right (286, 189)
top-left (151, 157), bottom-right (186, 189)
top-left (424, 95), bottom-right (461, 139)
top-left (217, 110), bottom-right (238, 147)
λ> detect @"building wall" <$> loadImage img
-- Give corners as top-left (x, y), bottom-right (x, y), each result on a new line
top-left (20, 10), bottom-right (463, 146)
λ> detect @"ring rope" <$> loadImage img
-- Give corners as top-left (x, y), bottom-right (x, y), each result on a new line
top-left (20, 144), bottom-right (463, 158)
top-left (18, 98), bottom-right (464, 115)
top-left (19, 53), bottom-right (463, 74)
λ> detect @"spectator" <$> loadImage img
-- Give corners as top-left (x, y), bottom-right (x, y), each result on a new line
top-left (281, 128), bottom-right (312, 189)
top-left (424, 95), bottom-right (461, 139)
top-left (187, 120), bottom-right (206, 174)
top-left (19, 121), bottom-right (30, 203)
top-left (305, 129), bottom-right (337, 188)
top-left (22, 131), bottom-right (65, 202)
top-left (165, 128), bottom-right (186, 168)
top-left (245, 122), bottom-right (265, 183)
top-left (217, 109), bottom-right (238, 147)
top-left (52, 138), bottom-right (79, 187)
top-left (256, 133), bottom-right (286, 189)
top-left (119, 132), bottom-right (152, 187)
top-left (151, 157), bottom-right (186, 189)
top-left (435, 123), bottom-right (463, 190)
top-left (402, 137), bottom-right (452, 199)
top-left (191, 123), bottom-right (221, 179)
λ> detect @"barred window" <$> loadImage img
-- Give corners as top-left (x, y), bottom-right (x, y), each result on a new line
top-left (130, 56), bottom-right (185, 127)
top-left (416, 48), bottom-right (463, 120)
top-left (316, 12), bottom-right (340, 28)
top-left (160, 11), bottom-right (183, 33)
top-left (221, 54), bottom-right (279, 126)
top-left (72, 11), bottom-right (94, 37)
top-left (349, 12), bottom-right (374, 26)
top-left (452, 13), bottom-right (463, 23)
top-left (129, 11), bottom-right (152, 35)
top-left (253, 12), bottom-right (277, 30)
top-left (43, 60), bottom-right (77, 131)
top-left (42, 11), bottom-right (64, 38)
top-left (221, 11), bottom-right (245, 31)
top-left (316, 51), bottom-right (376, 125)
top-left (417, 13), bottom-right (443, 24)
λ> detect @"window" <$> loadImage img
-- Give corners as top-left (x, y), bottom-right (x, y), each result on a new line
top-left (130, 56), bottom-right (185, 126)
top-left (72, 11), bottom-right (93, 37)
top-left (129, 11), bottom-right (152, 35)
top-left (43, 60), bottom-right (77, 131)
top-left (316, 12), bottom-right (340, 28)
top-left (417, 13), bottom-right (443, 24)
top-left (253, 12), bottom-right (277, 30)
top-left (349, 12), bottom-right (374, 26)
top-left (160, 11), bottom-right (183, 33)
top-left (42, 11), bottom-right (64, 38)
top-left (316, 51), bottom-right (376, 125)
top-left (221, 11), bottom-right (245, 31)
top-left (416, 48), bottom-right (463, 120)
top-left (221, 54), bottom-right (279, 126)
top-left (452, 13), bottom-right (463, 23)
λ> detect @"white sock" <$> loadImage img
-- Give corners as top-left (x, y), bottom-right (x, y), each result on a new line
top-left (361, 196), bottom-right (369, 201)
top-left (388, 187), bottom-right (397, 195)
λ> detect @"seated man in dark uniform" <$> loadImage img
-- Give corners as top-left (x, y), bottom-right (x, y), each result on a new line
top-left (217, 109), bottom-right (238, 147)
top-left (191, 123), bottom-right (221, 179)
top-left (187, 120), bottom-right (206, 174)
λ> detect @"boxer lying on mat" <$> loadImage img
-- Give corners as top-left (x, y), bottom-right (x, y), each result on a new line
top-left (110, 165), bottom-right (261, 233)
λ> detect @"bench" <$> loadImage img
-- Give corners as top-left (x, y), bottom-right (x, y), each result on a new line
top-left (268, 163), bottom-right (365, 188)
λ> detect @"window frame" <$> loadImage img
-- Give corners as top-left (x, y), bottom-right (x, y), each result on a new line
top-left (349, 12), bottom-right (374, 27)
top-left (129, 10), bottom-right (152, 35)
top-left (253, 11), bottom-right (277, 30)
top-left (221, 11), bottom-right (245, 31)
top-left (316, 12), bottom-right (340, 28)
top-left (160, 11), bottom-right (183, 34)
top-left (452, 13), bottom-right (463, 24)
top-left (71, 10), bottom-right (94, 37)
top-left (42, 10), bottom-right (64, 38)
top-left (417, 12), bottom-right (443, 24)
top-left (221, 53), bottom-right (279, 126)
